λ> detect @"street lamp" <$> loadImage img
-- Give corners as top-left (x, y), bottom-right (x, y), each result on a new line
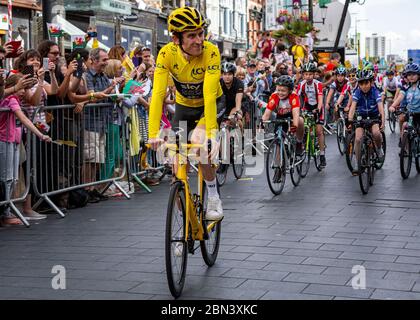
top-left (353, 17), bottom-right (368, 67)
top-left (313, 3), bottom-right (328, 25)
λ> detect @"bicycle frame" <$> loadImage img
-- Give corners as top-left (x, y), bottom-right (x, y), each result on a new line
top-left (166, 143), bottom-right (219, 242)
top-left (303, 113), bottom-right (318, 157)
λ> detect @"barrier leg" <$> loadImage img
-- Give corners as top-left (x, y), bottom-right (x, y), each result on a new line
top-left (9, 202), bottom-right (30, 227)
top-left (131, 173), bottom-right (152, 193)
top-left (43, 196), bottom-right (66, 218)
top-left (112, 180), bottom-right (131, 199)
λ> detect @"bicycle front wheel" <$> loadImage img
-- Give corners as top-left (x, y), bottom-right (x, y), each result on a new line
top-left (389, 111), bottom-right (396, 133)
top-left (313, 139), bottom-right (323, 172)
top-left (231, 136), bottom-right (245, 179)
top-left (346, 132), bottom-right (356, 174)
top-left (415, 138), bottom-right (420, 173)
top-left (266, 139), bottom-right (286, 195)
top-left (165, 181), bottom-right (188, 299)
top-left (289, 142), bottom-right (302, 187)
top-left (376, 131), bottom-right (386, 170)
top-left (336, 119), bottom-right (346, 156)
top-left (400, 133), bottom-right (412, 179)
top-left (200, 180), bottom-right (221, 266)
top-left (358, 139), bottom-right (371, 194)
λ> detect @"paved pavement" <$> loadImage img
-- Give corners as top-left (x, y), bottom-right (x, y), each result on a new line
top-left (1, 129), bottom-right (420, 300)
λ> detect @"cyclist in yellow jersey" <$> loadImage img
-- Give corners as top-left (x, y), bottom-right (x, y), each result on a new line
top-left (149, 7), bottom-right (225, 220)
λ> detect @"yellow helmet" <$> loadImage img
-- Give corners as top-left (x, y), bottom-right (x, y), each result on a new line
top-left (168, 6), bottom-right (206, 34)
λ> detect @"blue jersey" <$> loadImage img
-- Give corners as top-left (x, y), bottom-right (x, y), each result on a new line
top-left (352, 87), bottom-right (382, 117)
top-left (400, 82), bottom-right (420, 113)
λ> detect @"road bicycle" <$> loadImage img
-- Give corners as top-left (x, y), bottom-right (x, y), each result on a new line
top-left (400, 112), bottom-right (420, 179)
top-left (300, 111), bottom-right (323, 178)
top-left (263, 118), bottom-right (303, 195)
top-left (162, 134), bottom-right (222, 298)
top-left (216, 114), bottom-right (245, 186)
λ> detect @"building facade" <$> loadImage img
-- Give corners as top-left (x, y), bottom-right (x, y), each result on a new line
top-left (248, 0), bottom-right (264, 50)
top-left (366, 33), bottom-right (386, 60)
top-left (206, 0), bottom-right (247, 59)
top-left (0, 0), bottom-right (42, 49)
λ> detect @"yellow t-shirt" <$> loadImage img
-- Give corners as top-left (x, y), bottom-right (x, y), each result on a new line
top-left (148, 41), bottom-right (223, 139)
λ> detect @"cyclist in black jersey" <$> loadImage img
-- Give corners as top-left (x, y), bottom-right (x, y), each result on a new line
top-left (220, 62), bottom-right (244, 130)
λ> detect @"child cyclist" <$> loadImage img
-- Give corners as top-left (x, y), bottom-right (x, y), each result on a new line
top-left (261, 75), bottom-right (304, 155)
top-left (326, 66), bottom-right (348, 121)
top-left (334, 67), bottom-right (358, 119)
top-left (296, 62), bottom-right (326, 167)
top-left (348, 69), bottom-right (385, 175)
top-left (389, 63), bottom-right (420, 139)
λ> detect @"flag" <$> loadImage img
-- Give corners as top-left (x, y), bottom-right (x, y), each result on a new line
top-left (47, 23), bottom-right (63, 38)
top-left (71, 35), bottom-right (86, 49)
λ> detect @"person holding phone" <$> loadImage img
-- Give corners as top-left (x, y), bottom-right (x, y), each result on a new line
top-left (0, 73), bottom-right (52, 225)
top-left (38, 40), bottom-right (77, 105)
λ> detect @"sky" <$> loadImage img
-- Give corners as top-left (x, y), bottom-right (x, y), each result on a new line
top-left (342, 0), bottom-right (420, 59)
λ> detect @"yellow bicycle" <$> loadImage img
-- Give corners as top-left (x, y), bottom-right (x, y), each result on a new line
top-left (161, 137), bottom-right (222, 298)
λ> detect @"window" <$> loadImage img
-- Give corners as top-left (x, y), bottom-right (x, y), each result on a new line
top-left (96, 21), bottom-right (115, 49)
top-left (121, 25), bottom-right (153, 53)
top-left (224, 8), bottom-right (228, 35)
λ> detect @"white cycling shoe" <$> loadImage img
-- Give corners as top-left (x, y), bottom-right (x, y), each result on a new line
top-left (206, 196), bottom-right (224, 221)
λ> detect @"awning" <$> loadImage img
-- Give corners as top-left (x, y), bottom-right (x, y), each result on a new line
top-left (54, 15), bottom-right (110, 51)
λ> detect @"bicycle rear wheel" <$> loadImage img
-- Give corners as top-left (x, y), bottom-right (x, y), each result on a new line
top-left (216, 164), bottom-right (228, 186)
top-left (165, 181), bottom-right (188, 298)
top-left (400, 133), bottom-right (412, 179)
top-left (200, 180), bottom-right (221, 266)
top-left (358, 139), bottom-right (371, 194)
top-left (336, 119), bottom-right (346, 156)
top-left (266, 139), bottom-right (286, 195)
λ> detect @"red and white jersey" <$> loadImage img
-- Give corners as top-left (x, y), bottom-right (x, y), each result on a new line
top-left (296, 80), bottom-right (323, 106)
top-left (341, 82), bottom-right (358, 96)
top-left (267, 92), bottom-right (300, 116)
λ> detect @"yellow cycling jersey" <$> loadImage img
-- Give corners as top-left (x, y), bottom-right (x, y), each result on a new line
top-left (148, 40), bottom-right (223, 139)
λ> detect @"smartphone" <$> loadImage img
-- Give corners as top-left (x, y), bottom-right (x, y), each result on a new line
top-left (73, 56), bottom-right (84, 78)
top-left (43, 57), bottom-right (49, 71)
top-left (22, 65), bottom-right (34, 78)
top-left (4, 40), bottom-right (22, 58)
top-left (0, 59), bottom-right (3, 69)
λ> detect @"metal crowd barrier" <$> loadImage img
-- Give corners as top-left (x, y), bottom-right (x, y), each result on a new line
top-left (31, 103), bottom-right (131, 217)
top-left (0, 108), bottom-right (31, 227)
top-left (126, 104), bottom-right (152, 193)
top-left (126, 104), bottom-right (170, 193)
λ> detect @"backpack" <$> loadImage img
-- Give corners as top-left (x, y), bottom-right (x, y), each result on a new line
top-left (67, 188), bottom-right (89, 209)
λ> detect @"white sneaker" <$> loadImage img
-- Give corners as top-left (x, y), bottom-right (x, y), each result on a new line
top-left (206, 196), bottom-right (224, 221)
top-left (174, 242), bottom-right (184, 257)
